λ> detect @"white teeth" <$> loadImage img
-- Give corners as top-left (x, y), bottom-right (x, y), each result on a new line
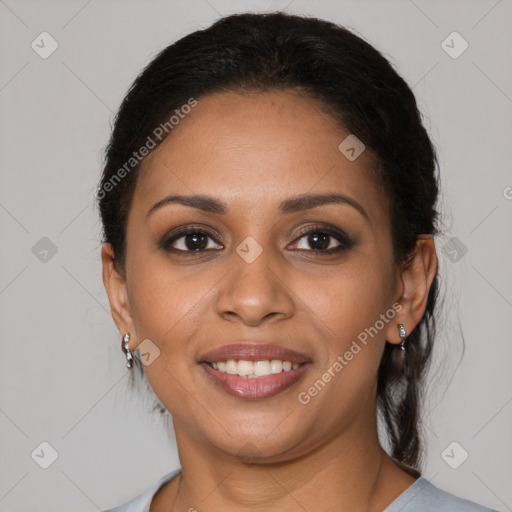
top-left (209, 359), bottom-right (302, 377)
top-left (237, 360), bottom-right (253, 376)
top-left (254, 360), bottom-right (271, 376)
top-left (271, 359), bottom-right (283, 374)
top-left (225, 360), bottom-right (238, 375)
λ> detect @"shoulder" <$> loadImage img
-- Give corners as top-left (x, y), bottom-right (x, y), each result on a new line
top-left (102, 469), bottom-right (182, 512)
top-left (384, 476), bottom-right (499, 512)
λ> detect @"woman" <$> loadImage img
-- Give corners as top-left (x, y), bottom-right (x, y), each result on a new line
top-left (98, 12), bottom-right (496, 512)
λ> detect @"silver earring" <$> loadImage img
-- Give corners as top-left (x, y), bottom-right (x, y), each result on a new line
top-left (398, 323), bottom-right (406, 352)
top-left (122, 333), bottom-right (133, 369)
top-left (394, 323), bottom-right (407, 370)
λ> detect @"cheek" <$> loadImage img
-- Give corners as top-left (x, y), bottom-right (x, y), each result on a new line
top-left (126, 259), bottom-right (213, 411)
top-left (299, 261), bottom-right (394, 336)
top-left (292, 260), bottom-right (394, 394)
top-left (295, 279), bottom-right (390, 420)
top-left (127, 252), bottom-right (208, 349)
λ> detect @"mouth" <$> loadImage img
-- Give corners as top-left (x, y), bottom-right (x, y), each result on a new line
top-left (198, 343), bottom-right (311, 399)
top-left (205, 359), bottom-right (302, 375)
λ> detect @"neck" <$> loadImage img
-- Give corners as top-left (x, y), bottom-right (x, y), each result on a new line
top-left (157, 412), bottom-right (413, 512)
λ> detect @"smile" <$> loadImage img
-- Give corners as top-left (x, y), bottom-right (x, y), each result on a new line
top-left (206, 359), bottom-right (301, 377)
top-left (200, 360), bottom-right (310, 399)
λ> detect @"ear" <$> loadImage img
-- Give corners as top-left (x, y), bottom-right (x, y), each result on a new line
top-left (385, 235), bottom-right (438, 344)
top-left (101, 243), bottom-right (138, 352)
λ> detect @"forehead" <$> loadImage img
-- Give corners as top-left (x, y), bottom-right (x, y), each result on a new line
top-left (130, 89), bottom-right (386, 220)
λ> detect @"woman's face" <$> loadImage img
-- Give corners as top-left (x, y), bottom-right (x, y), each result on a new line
top-left (111, 90), bottom-right (406, 461)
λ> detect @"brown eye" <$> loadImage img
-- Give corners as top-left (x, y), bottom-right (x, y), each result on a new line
top-left (162, 228), bottom-right (223, 253)
top-left (290, 226), bottom-right (353, 253)
top-left (305, 232), bottom-right (331, 250)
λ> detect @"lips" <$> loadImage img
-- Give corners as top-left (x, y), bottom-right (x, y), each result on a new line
top-left (198, 342), bottom-right (312, 400)
top-left (198, 342), bottom-right (311, 365)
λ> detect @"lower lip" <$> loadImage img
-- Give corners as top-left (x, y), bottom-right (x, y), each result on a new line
top-left (200, 362), bottom-right (310, 399)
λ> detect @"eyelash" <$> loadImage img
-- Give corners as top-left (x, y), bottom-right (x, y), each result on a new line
top-left (160, 225), bottom-right (353, 256)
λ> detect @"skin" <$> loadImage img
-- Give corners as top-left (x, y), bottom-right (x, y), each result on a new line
top-left (102, 89), bottom-right (437, 512)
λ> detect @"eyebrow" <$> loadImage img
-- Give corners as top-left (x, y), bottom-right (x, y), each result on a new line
top-left (146, 192), bottom-right (369, 221)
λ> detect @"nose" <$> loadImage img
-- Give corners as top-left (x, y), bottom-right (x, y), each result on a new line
top-left (216, 247), bottom-right (295, 327)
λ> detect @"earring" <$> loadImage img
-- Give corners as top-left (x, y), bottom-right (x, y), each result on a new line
top-left (394, 323), bottom-right (407, 370)
top-left (397, 323), bottom-right (406, 352)
top-left (122, 333), bottom-right (133, 369)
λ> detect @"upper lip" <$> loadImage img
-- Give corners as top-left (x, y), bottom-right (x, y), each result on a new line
top-left (198, 342), bottom-right (311, 364)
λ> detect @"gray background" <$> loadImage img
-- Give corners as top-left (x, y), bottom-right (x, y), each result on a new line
top-left (0, 0), bottom-right (511, 510)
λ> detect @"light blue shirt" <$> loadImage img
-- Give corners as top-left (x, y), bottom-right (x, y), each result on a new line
top-left (103, 469), bottom-right (498, 511)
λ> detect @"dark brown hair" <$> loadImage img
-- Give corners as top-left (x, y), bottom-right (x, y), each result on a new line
top-left (97, 12), bottom-right (440, 476)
